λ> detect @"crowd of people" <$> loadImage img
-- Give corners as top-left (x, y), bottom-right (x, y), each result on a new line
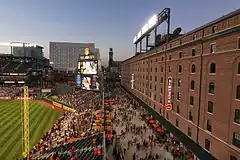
top-left (0, 86), bottom-right (21, 98)
top-left (108, 87), bottom-right (194, 160)
top-left (56, 89), bottom-right (100, 112)
top-left (25, 88), bottom-right (103, 160)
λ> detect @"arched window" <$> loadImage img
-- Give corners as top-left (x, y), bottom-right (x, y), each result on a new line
top-left (210, 63), bottom-right (216, 73)
top-left (236, 85), bottom-right (240, 100)
top-left (238, 63), bottom-right (240, 74)
top-left (209, 82), bottom-right (215, 94)
top-left (191, 64), bottom-right (196, 73)
top-left (178, 65), bottom-right (182, 73)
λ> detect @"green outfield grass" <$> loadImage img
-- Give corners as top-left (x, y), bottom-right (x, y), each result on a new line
top-left (0, 100), bottom-right (62, 160)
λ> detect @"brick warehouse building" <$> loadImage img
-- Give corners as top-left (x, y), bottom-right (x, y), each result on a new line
top-left (121, 9), bottom-right (240, 160)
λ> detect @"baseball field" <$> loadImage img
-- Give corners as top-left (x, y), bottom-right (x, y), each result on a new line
top-left (0, 100), bottom-right (62, 160)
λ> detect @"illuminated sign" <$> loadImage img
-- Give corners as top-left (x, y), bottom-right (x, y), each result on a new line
top-left (0, 42), bottom-right (37, 47)
top-left (79, 47), bottom-right (96, 60)
top-left (131, 74), bottom-right (134, 89)
top-left (78, 61), bottom-right (98, 75)
top-left (133, 14), bottom-right (158, 43)
top-left (166, 77), bottom-right (172, 111)
top-left (82, 77), bottom-right (92, 90)
top-left (167, 77), bottom-right (172, 104)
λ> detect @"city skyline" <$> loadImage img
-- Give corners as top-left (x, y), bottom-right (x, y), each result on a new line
top-left (0, 0), bottom-right (239, 64)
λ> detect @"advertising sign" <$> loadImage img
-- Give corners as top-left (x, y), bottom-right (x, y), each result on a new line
top-left (79, 48), bottom-right (96, 60)
top-left (82, 76), bottom-right (92, 90)
top-left (166, 77), bottom-right (172, 111)
top-left (78, 61), bottom-right (98, 74)
top-left (76, 74), bottom-right (81, 87)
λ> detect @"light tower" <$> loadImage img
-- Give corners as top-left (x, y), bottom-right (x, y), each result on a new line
top-left (22, 85), bottom-right (30, 157)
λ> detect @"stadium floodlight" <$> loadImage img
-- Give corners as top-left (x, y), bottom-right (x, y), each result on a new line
top-left (148, 14), bottom-right (158, 29)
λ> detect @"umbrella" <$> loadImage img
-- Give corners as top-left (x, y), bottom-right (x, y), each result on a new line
top-left (105, 126), bottom-right (112, 130)
top-left (156, 127), bottom-right (164, 132)
top-left (94, 126), bottom-right (101, 129)
top-left (149, 119), bottom-right (156, 124)
top-left (151, 124), bottom-right (159, 128)
top-left (94, 120), bottom-right (101, 123)
top-left (145, 116), bottom-right (151, 120)
top-left (105, 119), bottom-right (111, 123)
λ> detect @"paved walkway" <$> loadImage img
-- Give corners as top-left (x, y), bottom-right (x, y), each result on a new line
top-left (107, 103), bottom-right (173, 160)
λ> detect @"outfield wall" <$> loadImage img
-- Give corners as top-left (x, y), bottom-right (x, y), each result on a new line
top-left (43, 98), bottom-right (76, 112)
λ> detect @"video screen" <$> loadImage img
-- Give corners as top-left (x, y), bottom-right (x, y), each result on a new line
top-left (76, 74), bottom-right (81, 87)
top-left (79, 61), bottom-right (97, 74)
top-left (92, 75), bottom-right (100, 90)
top-left (81, 77), bottom-right (92, 90)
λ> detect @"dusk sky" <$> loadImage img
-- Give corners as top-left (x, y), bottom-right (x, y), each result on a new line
top-left (0, 0), bottom-right (239, 64)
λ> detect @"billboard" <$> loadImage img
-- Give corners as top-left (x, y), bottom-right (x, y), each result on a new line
top-left (82, 76), bottom-right (92, 90)
top-left (76, 74), bottom-right (81, 87)
top-left (81, 75), bottom-right (99, 91)
top-left (78, 61), bottom-right (98, 75)
top-left (79, 48), bottom-right (96, 60)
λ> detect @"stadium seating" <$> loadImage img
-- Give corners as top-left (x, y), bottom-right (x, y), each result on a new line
top-left (33, 133), bottom-right (104, 160)
top-left (4, 61), bottom-right (21, 73)
top-left (16, 62), bottom-right (35, 73)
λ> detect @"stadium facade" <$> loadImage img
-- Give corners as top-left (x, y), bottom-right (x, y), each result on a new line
top-left (49, 42), bottom-right (99, 72)
top-left (121, 10), bottom-right (240, 160)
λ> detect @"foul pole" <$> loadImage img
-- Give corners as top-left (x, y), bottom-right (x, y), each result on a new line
top-left (22, 85), bottom-right (30, 157)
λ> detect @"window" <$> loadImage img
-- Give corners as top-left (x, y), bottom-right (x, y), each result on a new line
top-left (190, 96), bottom-right (194, 105)
top-left (179, 52), bottom-right (182, 58)
top-left (169, 66), bottom-right (171, 72)
top-left (191, 64), bottom-right (196, 73)
top-left (207, 101), bottom-right (214, 113)
top-left (205, 139), bottom-right (210, 151)
top-left (161, 57), bottom-right (164, 61)
top-left (238, 38), bottom-right (240, 49)
top-left (207, 119), bottom-right (212, 132)
top-left (160, 87), bottom-right (163, 93)
top-left (190, 80), bottom-right (195, 90)
top-left (232, 132), bottom-right (240, 148)
top-left (169, 54), bottom-right (172, 60)
top-left (177, 92), bottom-right (180, 100)
top-left (236, 85), bottom-right (240, 99)
top-left (155, 76), bottom-right (157, 82)
top-left (210, 63), bottom-right (216, 73)
top-left (160, 97), bottom-right (162, 103)
top-left (154, 85), bottom-right (156, 91)
top-left (188, 127), bottom-right (192, 137)
top-left (234, 109), bottom-right (240, 124)
top-left (177, 105), bottom-right (180, 114)
top-left (155, 68), bottom-right (157, 72)
top-left (208, 82), bottom-right (215, 94)
top-left (161, 66), bottom-right (163, 72)
top-left (178, 65), bottom-right (182, 73)
top-left (210, 44), bottom-right (216, 53)
top-left (154, 94), bottom-right (156, 100)
top-left (180, 39), bottom-right (182, 44)
top-left (178, 79), bottom-right (181, 87)
top-left (192, 49), bottom-right (196, 56)
top-left (160, 77), bottom-right (163, 83)
top-left (189, 111), bottom-right (193, 121)
top-left (212, 25), bottom-right (216, 34)
top-left (238, 63), bottom-right (240, 74)
top-left (159, 107), bottom-right (162, 114)
top-left (166, 113), bottom-right (169, 119)
top-left (193, 34), bottom-right (197, 40)
top-left (230, 155), bottom-right (238, 160)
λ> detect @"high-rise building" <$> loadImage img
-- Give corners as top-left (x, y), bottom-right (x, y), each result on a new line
top-left (0, 42), bottom-right (44, 59)
top-left (49, 42), bottom-right (95, 72)
top-left (121, 10), bottom-right (240, 160)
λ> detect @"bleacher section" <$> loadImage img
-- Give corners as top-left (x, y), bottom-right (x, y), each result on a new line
top-left (4, 61), bottom-right (21, 73)
top-left (0, 58), bottom-right (8, 68)
top-left (34, 133), bottom-right (104, 160)
top-left (16, 62), bottom-right (35, 73)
